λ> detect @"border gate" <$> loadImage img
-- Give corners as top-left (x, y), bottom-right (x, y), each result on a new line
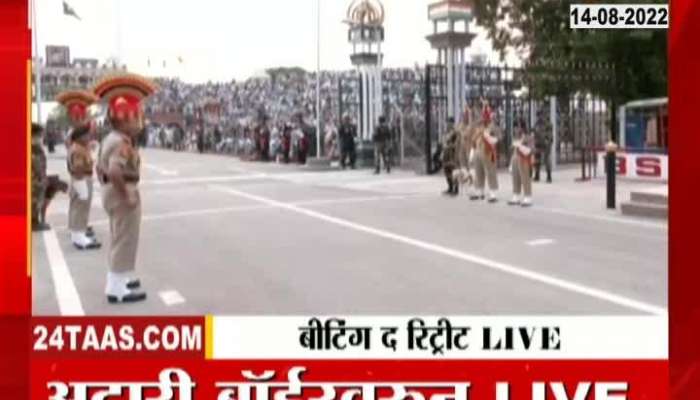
top-left (423, 61), bottom-right (616, 175)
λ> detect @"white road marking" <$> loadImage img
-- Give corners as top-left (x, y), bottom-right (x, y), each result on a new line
top-left (159, 290), bottom-right (186, 306)
top-left (43, 230), bottom-right (85, 316)
top-left (143, 163), bottom-right (179, 176)
top-left (53, 193), bottom-right (425, 231)
top-left (527, 238), bottom-right (556, 247)
top-left (211, 185), bottom-right (666, 316)
top-left (143, 174), bottom-right (267, 186)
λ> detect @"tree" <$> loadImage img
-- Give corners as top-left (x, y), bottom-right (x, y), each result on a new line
top-left (472, 0), bottom-right (667, 102)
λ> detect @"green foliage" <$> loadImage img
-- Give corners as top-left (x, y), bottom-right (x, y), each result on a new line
top-left (472, 0), bottom-right (667, 102)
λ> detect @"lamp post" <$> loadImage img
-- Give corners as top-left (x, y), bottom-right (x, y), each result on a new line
top-left (316, 0), bottom-right (322, 158)
top-left (31, 0), bottom-right (43, 124)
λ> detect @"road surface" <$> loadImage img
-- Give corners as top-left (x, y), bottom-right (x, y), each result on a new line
top-left (32, 147), bottom-right (668, 316)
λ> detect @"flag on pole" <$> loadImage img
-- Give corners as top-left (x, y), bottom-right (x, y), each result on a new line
top-left (63, 1), bottom-right (81, 21)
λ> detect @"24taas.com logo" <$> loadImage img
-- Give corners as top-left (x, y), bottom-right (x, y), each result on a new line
top-left (33, 324), bottom-right (202, 352)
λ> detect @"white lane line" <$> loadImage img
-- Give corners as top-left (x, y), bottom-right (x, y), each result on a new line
top-left (159, 290), bottom-right (186, 306)
top-left (143, 163), bottom-right (179, 176)
top-left (143, 174), bottom-right (268, 186)
top-left (210, 185), bottom-right (666, 316)
top-left (53, 193), bottom-right (426, 231)
top-left (527, 238), bottom-right (556, 247)
top-left (43, 230), bottom-right (85, 316)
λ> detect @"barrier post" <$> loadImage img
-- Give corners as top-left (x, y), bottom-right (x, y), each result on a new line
top-left (605, 141), bottom-right (618, 209)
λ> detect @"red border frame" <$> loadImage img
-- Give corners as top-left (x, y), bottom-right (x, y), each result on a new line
top-left (0, 0), bottom-right (30, 398)
top-left (0, 0), bottom-right (695, 398)
top-left (669, 0), bottom-right (700, 398)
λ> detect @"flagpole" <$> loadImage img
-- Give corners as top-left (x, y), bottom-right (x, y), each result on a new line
top-left (315, 0), bottom-right (321, 158)
top-left (114, 0), bottom-right (122, 67)
top-left (31, 0), bottom-right (43, 124)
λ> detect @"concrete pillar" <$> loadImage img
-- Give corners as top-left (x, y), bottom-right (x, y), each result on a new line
top-left (550, 95), bottom-right (558, 169)
top-left (445, 49), bottom-right (454, 116)
top-left (362, 67), bottom-right (371, 139)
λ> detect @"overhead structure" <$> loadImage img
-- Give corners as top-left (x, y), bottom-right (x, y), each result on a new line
top-left (345, 0), bottom-right (385, 140)
top-left (426, 0), bottom-right (476, 125)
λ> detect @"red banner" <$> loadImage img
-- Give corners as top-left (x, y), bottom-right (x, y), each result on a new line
top-left (30, 360), bottom-right (667, 399)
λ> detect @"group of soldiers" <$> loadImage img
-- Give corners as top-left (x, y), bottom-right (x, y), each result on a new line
top-left (440, 102), bottom-right (553, 207)
top-left (31, 73), bottom-right (157, 304)
top-left (335, 114), bottom-right (394, 174)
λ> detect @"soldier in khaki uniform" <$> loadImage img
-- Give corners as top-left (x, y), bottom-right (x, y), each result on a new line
top-left (455, 106), bottom-right (476, 195)
top-left (57, 90), bottom-right (101, 249)
top-left (93, 74), bottom-right (157, 304)
top-left (470, 103), bottom-right (501, 203)
top-left (508, 121), bottom-right (535, 207)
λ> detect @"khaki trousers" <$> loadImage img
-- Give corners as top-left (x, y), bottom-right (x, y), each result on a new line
top-left (474, 150), bottom-right (499, 191)
top-left (103, 185), bottom-right (141, 273)
top-left (511, 156), bottom-right (532, 197)
top-left (68, 177), bottom-right (93, 231)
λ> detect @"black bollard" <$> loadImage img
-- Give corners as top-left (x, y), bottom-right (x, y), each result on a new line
top-left (605, 141), bottom-right (618, 209)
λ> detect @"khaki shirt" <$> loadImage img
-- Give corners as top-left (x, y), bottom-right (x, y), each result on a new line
top-left (474, 123), bottom-right (502, 154)
top-left (456, 122), bottom-right (475, 168)
top-left (98, 131), bottom-right (141, 183)
top-left (98, 131), bottom-right (141, 211)
top-left (513, 134), bottom-right (535, 166)
top-left (68, 142), bottom-right (94, 178)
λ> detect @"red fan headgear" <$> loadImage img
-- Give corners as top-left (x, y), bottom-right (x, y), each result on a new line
top-left (55, 90), bottom-right (98, 127)
top-left (481, 104), bottom-right (493, 124)
top-left (93, 73), bottom-right (158, 122)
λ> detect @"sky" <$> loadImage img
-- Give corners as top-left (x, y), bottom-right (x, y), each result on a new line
top-left (33, 0), bottom-right (518, 83)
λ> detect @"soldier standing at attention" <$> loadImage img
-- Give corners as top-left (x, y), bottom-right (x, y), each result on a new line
top-left (508, 121), bottom-right (535, 207)
top-left (456, 106), bottom-right (475, 194)
top-left (338, 115), bottom-right (357, 169)
top-left (441, 117), bottom-right (459, 196)
top-left (534, 131), bottom-right (553, 183)
top-left (31, 123), bottom-right (50, 232)
top-left (57, 90), bottom-right (102, 249)
top-left (470, 102), bottom-right (501, 203)
top-left (373, 116), bottom-right (392, 174)
top-left (93, 74), bottom-right (157, 304)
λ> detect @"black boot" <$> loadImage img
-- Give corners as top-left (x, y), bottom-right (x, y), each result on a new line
top-left (443, 179), bottom-right (453, 196)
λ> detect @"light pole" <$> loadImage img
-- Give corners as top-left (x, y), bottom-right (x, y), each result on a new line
top-left (31, 0), bottom-right (43, 124)
top-left (316, 0), bottom-right (322, 158)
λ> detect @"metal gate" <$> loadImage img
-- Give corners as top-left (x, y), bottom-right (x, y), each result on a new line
top-left (423, 61), bottom-right (616, 174)
top-left (424, 64), bottom-right (448, 173)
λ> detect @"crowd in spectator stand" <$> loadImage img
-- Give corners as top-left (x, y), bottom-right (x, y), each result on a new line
top-left (142, 66), bottom-right (427, 164)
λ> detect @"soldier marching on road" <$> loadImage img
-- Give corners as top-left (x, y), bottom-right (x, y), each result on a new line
top-left (93, 73), bottom-right (157, 304)
top-left (470, 102), bottom-right (501, 203)
top-left (509, 121), bottom-right (535, 207)
top-left (57, 90), bottom-right (102, 250)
